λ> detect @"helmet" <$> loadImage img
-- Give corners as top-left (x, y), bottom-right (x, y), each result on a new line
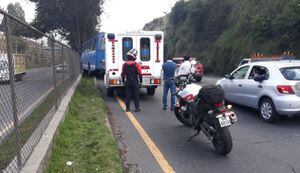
top-left (127, 48), bottom-right (138, 60)
top-left (191, 59), bottom-right (197, 65)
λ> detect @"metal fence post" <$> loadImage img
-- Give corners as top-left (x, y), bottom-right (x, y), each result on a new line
top-left (61, 45), bottom-right (66, 93)
top-left (69, 50), bottom-right (74, 82)
top-left (67, 50), bottom-right (72, 85)
top-left (4, 16), bottom-right (22, 170)
top-left (51, 39), bottom-right (58, 110)
top-left (41, 41), bottom-right (44, 67)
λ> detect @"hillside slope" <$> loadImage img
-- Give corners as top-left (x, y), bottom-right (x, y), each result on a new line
top-left (144, 0), bottom-right (300, 74)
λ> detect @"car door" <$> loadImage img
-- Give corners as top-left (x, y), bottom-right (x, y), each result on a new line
top-left (243, 65), bottom-right (270, 108)
top-left (225, 65), bottom-right (250, 104)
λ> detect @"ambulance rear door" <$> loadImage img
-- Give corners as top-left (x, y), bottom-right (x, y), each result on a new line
top-left (118, 35), bottom-right (137, 81)
top-left (136, 35), bottom-right (153, 85)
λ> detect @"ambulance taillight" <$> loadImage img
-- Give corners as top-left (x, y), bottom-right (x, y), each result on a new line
top-left (153, 78), bottom-right (161, 84)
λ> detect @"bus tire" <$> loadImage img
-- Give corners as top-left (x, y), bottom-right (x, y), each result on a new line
top-left (107, 88), bottom-right (115, 97)
top-left (88, 63), bottom-right (91, 76)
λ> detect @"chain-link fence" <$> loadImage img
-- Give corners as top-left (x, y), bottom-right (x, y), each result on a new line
top-left (0, 9), bottom-right (81, 173)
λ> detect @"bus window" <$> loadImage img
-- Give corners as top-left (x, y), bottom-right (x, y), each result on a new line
top-left (100, 36), bottom-right (105, 51)
top-left (140, 38), bottom-right (150, 61)
top-left (87, 42), bottom-right (91, 52)
top-left (93, 38), bottom-right (97, 51)
top-left (122, 37), bottom-right (133, 61)
top-left (82, 44), bottom-right (86, 52)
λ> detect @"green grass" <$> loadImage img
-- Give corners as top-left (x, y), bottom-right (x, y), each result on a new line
top-left (44, 77), bottom-right (122, 173)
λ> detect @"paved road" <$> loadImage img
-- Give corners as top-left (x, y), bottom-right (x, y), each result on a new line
top-left (0, 68), bottom-right (66, 139)
top-left (100, 76), bottom-right (300, 173)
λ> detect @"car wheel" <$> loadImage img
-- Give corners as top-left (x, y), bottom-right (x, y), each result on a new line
top-left (259, 98), bottom-right (280, 123)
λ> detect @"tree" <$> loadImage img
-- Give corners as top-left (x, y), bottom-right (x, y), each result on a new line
top-left (7, 2), bottom-right (26, 22)
top-left (30, 0), bottom-right (103, 52)
top-left (0, 3), bottom-right (26, 35)
top-left (170, 0), bottom-right (187, 29)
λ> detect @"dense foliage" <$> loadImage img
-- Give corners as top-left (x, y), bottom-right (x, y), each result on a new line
top-left (145, 0), bottom-right (300, 74)
top-left (29, 0), bottom-right (103, 52)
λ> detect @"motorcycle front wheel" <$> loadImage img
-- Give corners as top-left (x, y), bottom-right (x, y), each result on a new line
top-left (212, 126), bottom-right (233, 155)
top-left (174, 106), bottom-right (193, 127)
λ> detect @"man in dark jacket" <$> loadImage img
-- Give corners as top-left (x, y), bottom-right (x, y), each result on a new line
top-left (162, 56), bottom-right (177, 110)
top-left (121, 49), bottom-right (142, 112)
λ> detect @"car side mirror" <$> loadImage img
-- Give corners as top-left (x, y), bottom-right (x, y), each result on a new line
top-left (225, 74), bottom-right (232, 79)
top-left (254, 75), bottom-right (266, 82)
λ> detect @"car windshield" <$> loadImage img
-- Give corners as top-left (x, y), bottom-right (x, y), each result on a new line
top-left (280, 66), bottom-right (300, 81)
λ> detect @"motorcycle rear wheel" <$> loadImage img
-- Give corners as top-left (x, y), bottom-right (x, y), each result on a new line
top-left (212, 126), bottom-right (233, 155)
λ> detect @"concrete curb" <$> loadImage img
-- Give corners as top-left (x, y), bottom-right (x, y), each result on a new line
top-left (20, 75), bottom-right (82, 173)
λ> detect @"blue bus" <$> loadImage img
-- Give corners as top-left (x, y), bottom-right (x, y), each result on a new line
top-left (81, 32), bottom-right (106, 75)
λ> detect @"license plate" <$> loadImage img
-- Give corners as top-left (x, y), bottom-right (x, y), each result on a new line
top-left (143, 78), bottom-right (150, 84)
top-left (218, 116), bottom-right (231, 127)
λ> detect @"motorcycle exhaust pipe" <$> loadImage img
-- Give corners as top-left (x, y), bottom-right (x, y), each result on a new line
top-left (230, 112), bottom-right (237, 123)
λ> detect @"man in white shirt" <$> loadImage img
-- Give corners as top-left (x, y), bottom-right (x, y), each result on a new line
top-left (177, 55), bottom-right (194, 76)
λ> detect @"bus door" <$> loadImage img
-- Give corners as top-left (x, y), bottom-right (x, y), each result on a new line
top-left (137, 36), bottom-right (153, 84)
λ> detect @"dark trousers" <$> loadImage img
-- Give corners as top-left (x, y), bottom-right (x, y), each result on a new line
top-left (126, 84), bottom-right (140, 109)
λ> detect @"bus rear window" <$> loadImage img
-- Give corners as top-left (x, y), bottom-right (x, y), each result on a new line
top-left (140, 38), bottom-right (150, 61)
top-left (280, 66), bottom-right (300, 80)
top-left (122, 37), bottom-right (133, 61)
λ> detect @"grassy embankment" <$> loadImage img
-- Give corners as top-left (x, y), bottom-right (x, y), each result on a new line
top-left (44, 77), bottom-right (122, 173)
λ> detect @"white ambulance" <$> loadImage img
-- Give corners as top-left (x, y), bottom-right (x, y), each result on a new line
top-left (103, 31), bottom-right (164, 97)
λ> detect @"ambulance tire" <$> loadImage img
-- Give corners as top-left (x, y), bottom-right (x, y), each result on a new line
top-left (107, 88), bottom-right (115, 97)
top-left (15, 74), bottom-right (23, 82)
top-left (116, 88), bottom-right (126, 97)
top-left (147, 87), bottom-right (155, 96)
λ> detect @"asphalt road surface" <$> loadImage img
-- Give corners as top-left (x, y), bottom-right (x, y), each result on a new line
top-left (100, 76), bottom-right (300, 173)
top-left (0, 68), bottom-right (65, 139)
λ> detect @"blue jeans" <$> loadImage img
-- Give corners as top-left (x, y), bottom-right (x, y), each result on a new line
top-left (163, 80), bottom-right (176, 109)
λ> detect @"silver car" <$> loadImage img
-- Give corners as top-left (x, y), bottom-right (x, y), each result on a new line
top-left (217, 60), bottom-right (300, 123)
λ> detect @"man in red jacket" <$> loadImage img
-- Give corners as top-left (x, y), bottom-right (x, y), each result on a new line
top-left (121, 49), bottom-right (142, 112)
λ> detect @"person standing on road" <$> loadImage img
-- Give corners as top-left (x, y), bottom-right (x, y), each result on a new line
top-left (177, 55), bottom-right (194, 76)
top-left (162, 56), bottom-right (177, 110)
top-left (121, 48), bottom-right (142, 112)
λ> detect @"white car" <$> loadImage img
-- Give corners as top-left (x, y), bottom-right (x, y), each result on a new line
top-left (217, 60), bottom-right (300, 123)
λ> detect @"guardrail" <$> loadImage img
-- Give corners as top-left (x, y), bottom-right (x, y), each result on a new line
top-left (0, 8), bottom-right (81, 172)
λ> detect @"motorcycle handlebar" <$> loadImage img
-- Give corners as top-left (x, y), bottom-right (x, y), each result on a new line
top-left (173, 74), bottom-right (195, 96)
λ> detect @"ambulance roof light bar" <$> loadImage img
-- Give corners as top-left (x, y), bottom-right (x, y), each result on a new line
top-left (251, 52), bottom-right (296, 62)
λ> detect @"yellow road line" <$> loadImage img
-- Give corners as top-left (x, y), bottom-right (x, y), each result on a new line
top-left (115, 96), bottom-right (175, 173)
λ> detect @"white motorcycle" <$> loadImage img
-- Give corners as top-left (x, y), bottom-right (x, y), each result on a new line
top-left (174, 75), bottom-right (237, 155)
